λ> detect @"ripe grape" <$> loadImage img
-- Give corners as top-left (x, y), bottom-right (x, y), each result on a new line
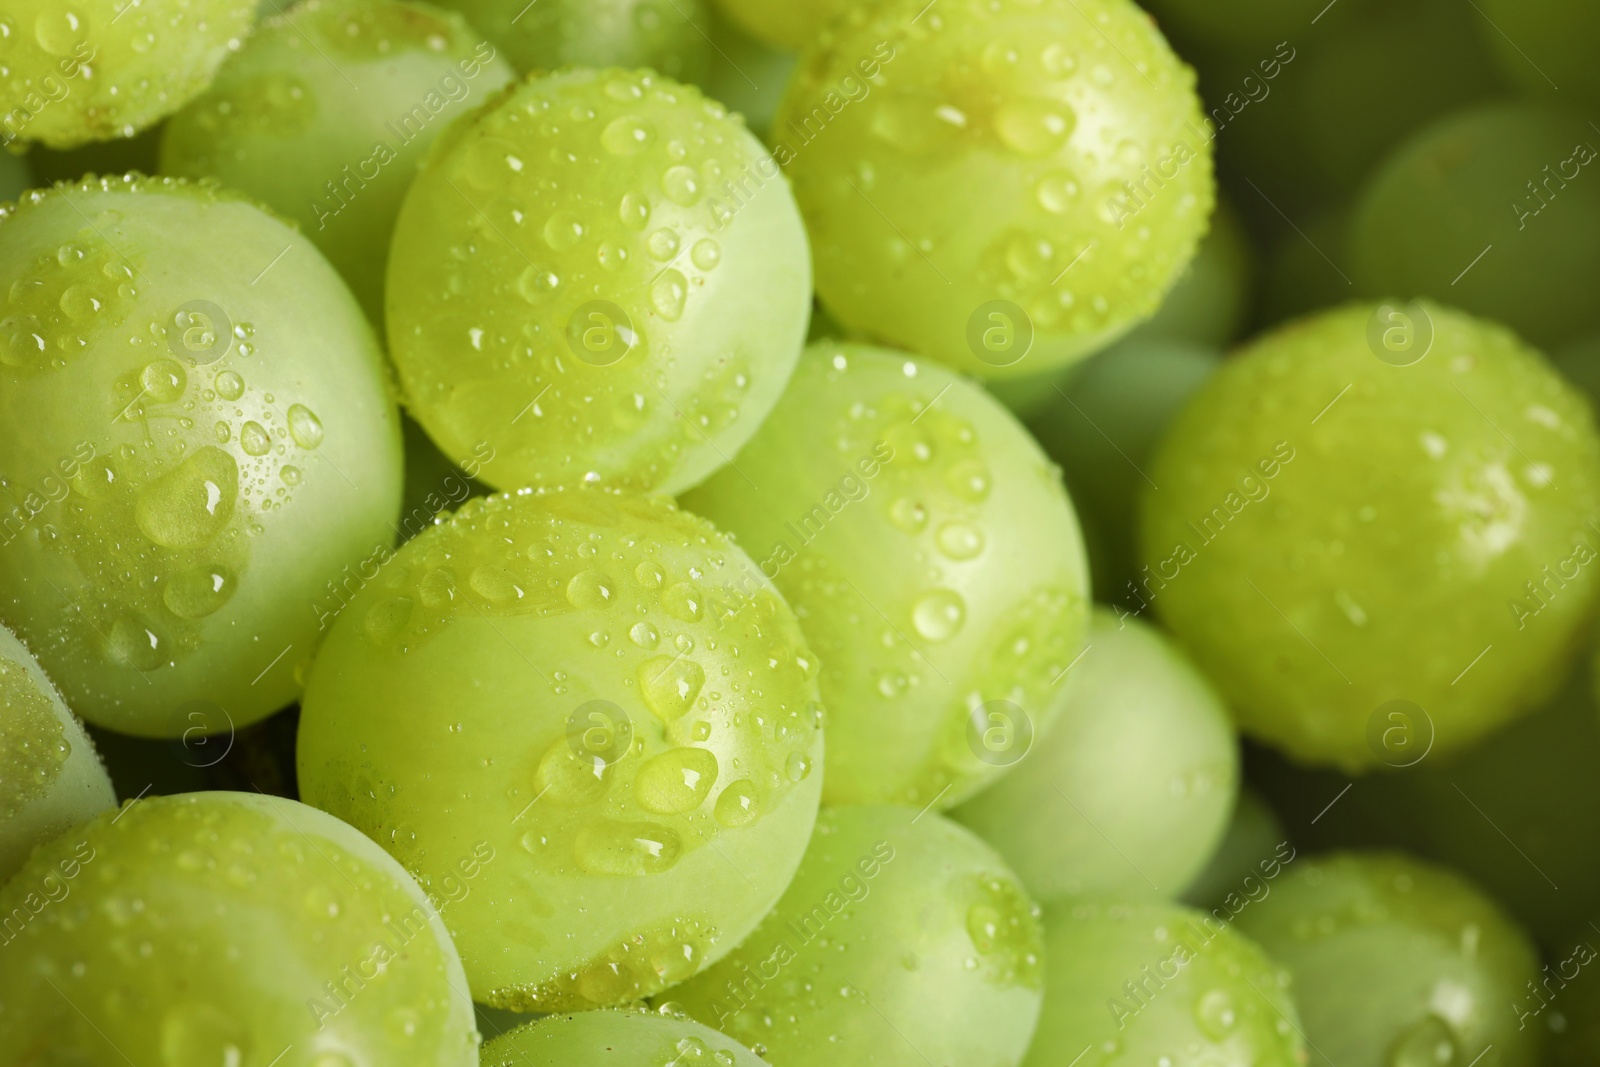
top-left (681, 342), bottom-right (1090, 809)
top-left (953, 609), bottom-right (1237, 902)
top-left (0, 791), bottom-right (478, 1064)
top-left (1234, 851), bottom-right (1544, 1067)
top-left (0, 620), bottom-right (113, 881)
top-left (773, 0), bottom-right (1215, 378)
top-left (1179, 789), bottom-right (1286, 910)
top-left (1142, 301), bottom-right (1600, 769)
top-left (0, 0), bottom-right (257, 149)
top-left (160, 0), bottom-right (516, 324)
top-left (296, 489), bottom-right (825, 1010)
top-left (1022, 899), bottom-right (1305, 1067)
top-left (0, 148), bottom-right (30, 202)
top-left (710, 0), bottom-right (841, 51)
top-left (0, 175), bottom-right (403, 737)
top-left (1475, 0), bottom-right (1600, 107)
top-left (482, 1007), bottom-right (767, 1065)
top-left (669, 806), bottom-right (1044, 1067)
top-left (386, 68), bottom-right (811, 494)
top-left (436, 0), bottom-right (711, 81)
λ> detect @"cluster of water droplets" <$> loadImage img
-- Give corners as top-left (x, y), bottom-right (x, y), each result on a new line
top-left (0, 655), bottom-right (69, 817)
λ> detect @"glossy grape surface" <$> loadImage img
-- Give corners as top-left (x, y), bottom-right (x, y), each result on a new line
top-left (482, 1008), bottom-right (767, 1065)
top-left (161, 0), bottom-right (516, 325)
top-left (297, 488), bottom-right (825, 1011)
top-left (683, 342), bottom-right (1090, 809)
top-left (1142, 302), bottom-right (1600, 768)
top-left (670, 805), bottom-right (1044, 1067)
top-left (437, 0), bottom-right (711, 81)
top-left (0, 791), bottom-right (478, 1065)
top-left (386, 67), bottom-right (811, 495)
top-left (774, 0), bottom-right (1214, 378)
top-left (0, 176), bottom-right (403, 736)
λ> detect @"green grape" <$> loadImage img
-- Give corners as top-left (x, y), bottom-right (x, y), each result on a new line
top-left (0, 0), bottom-right (257, 149)
top-left (772, 0), bottom-right (1215, 379)
top-left (482, 1007), bottom-right (767, 1065)
top-left (1351, 104), bottom-right (1600, 351)
top-left (434, 0), bottom-right (711, 81)
top-left (0, 148), bottom-right (29, 201)
top-left (386, 68), bottom-right (811, 495)
top-left (1022, 899), bottom-right (1305, 1067)
top-left (710, 0), bottom-right (842, 51)
top-left (953, 609), bottom-right (1237, 902)
top-left (1142, 301), bottom-right (1600, 769)
top-left (669, 806), bottom-right (1044, 1067)
top-left (1179, 788), bottom-right (1287, 911)
top-left (0, 791), bottom-right (478, 1062)
top-left (160, 0), bottom-right (516, 325)
top-left (1475, 0), bottom-right (1600, 107)
top-left (0, 175), bottom-right (403, 737)
top-left (0, 621), bottom-right (113, 882)
top-left (1234, 851), bottom-right (1544, 1067)
top-left (699, 5), bottom-right (798, 139)
top-left (681, 342), bottom-right (1090, 809)
top-left (296, 489), bottom-right (825, 1010)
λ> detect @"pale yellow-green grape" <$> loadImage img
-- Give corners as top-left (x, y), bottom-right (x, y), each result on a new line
top-left (160, 0), bottom-right (515, 325)
top-left (0, 792), bottom-right (479, 1063)
top-left (670, 806), bottom-right (1044, 1067)
top-left (953, 610), bottom-right (1237, 902)
top-left (0, 146), bottom-right (27, 201)
top-left (1023, 900), bottom-right (1305, 1067)
top-left (1235, 852), bottom-right (1544, 1067)
top-left (0, 621), bottom-right (113, 882)
top-left (682, 343), bottom-right (1090, 809)
top-left (700, 4), bottom-right (797, 139)
top-left (1179, 788), bottom-right (1287, 911)
top-left (387, 68), bottom-right (811, 495)
top-left (1476, 0), bottom-right (1600, 107)
top-left (435, 0), bottom-right (711, 81)
top-left (0, 175), bottom-right (403, 736)
top-left (482, 1008), bottom-right (768, 1066)
top-left (774, 0), bottom-right (1215, 379)
top-left (0, 0), bottom-right (257, 149)
top-left (710, 0), bottom-right (842, 51)
top-left (1142, 302), bottom-right (1600, 769)
top-left (297, 489), bottom-right (825, 1010)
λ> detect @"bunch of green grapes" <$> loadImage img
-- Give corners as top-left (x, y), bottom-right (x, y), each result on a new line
top-left (161, 0), bottom-right (515, 324)
top-left (773, 0), bottom-right (1215, 378)
top-left (0, 175), bottom-right (403, 736)
top-left (437, 0), bottom-right (711, 81)
top-left (386, 67), bottom-right (811, 494)
top-left (1142, 302), bottom-right (1600, 769)
top-left (953, 609), bottom-right (1238, 902)
top-left (0, 791), bottom-right (479, 1063)
top-left (1351, 104), bottom-right (1600, 351)
top-left (669, 806), bottom-right (1045, 1067)
top-left (0, 0), bottom-right (257, 149)
top-left (1023, 899), bottom-right (1305, 1067)
top-left (710, 0), bottom-right (842, 51)
top-left (483, 1008), bottom-right (767, 1065)
top-left (1235, 852), bottom-right (1544, 1067)
top-left (0, 621), bottom-right (113, 880)
top-left (297, 489), bottom-right (825, 1010)
top-left (683, 342), bottom-right (1090, 809)
top-left (1475, 0), bottom-right (1600, 106)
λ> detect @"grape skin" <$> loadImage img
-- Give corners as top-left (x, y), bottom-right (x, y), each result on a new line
top-left (434, 0), bottom-right (712, 82)
top-left (481, 1008), bottom-right (768, 1065)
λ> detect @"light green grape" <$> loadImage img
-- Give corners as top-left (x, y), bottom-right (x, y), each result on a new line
top-left (1141, 302), bottom-right (1600, 769)
top-left (1179, 789), bottom-right (1287, 911)
top-left (1022, 899), bottom-right (1305, 1067)
top-left (1235, 851), bottom-right (1544, 1067)
top-left (682, 342), bottom-right (1090, 809)
top-left (710, 0), bottom-right (842, 51)
top-left (386, 68), bottom-right (811, 495)
top-left (434, 0), bottom-right (711, 81)
top-left (297, 488), bottom-right (825, 1011)
top-left (953, 609), bottom-right (1237, 903)
top-left (670, 806), bottom-right (1044, 1067)
top-left (773, 0), bottom-right (1215, 379)
top-left (1475, 0), bottom-right (1600, 106)
top-left (0, 621), bottom-right (113, 882)
top-left (0, 148), bottom-right (29, 201)
top-left (160, 0), bottom-right (516, 325)
top-left (0, 0), bottom-right (257, 149)
top-left (0, 791), bottom-right (478, 1063)
top-left (482, 1008), bottom-right (767, 1066)
top-left (699, 5), bottom-right (797, 139)
top-left (1351, 104), bottom-right (1600, 351)
top-left (0, 175), bottom-right (403, 737)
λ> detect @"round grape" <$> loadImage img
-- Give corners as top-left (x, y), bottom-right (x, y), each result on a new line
top-left (435, 0), bottom-right (711, 81)
top-left (0, 620), bottom-right (113, 881)
top-left (296, 488), bottom-right (825, 1010)
top-left (772, 0), bottom-right (1214, 378)
top-left (482, 1008), bottom-right (767, 1066)
top-left (0, 791), bottom-right (478, 1064)
top-left (953, 609), bottom-right (1238, 902)
top-left (160, 0), bottom-right (516, 325)
top-left (1141, 302), bottom-right (1600, 769)
top-left (0, 175), bottom-right (402, 737)
top-left (0, 0), bottom-right (256, 149)
top-left (1235, 851), bottom-right (1544, 1067)
top-left (710, 0), bottom-right (842, 51)
top-left (669, 806), bottom-right (1044, 1067)
top-left (682, 342), bottom-right (1090, 809)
